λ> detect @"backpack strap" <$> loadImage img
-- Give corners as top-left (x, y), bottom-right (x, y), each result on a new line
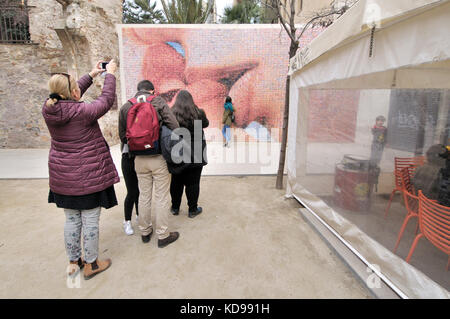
top-left (129, 95), bottom-right (155, 105)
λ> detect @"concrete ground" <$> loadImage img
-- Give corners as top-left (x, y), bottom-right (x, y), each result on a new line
top-left (0, 142), bottom-right (281, 179)
top-left (0, 176), bottom-right (373, 299)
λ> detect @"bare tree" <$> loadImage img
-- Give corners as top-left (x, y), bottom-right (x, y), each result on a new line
top-left (262, 0), bottom-right (356, 189)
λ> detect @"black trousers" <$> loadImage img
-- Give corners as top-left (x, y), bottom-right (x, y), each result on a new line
top-left (170, 166), bottom-right (203, 212)
top-left (121, 153), bottom-right (139, 221)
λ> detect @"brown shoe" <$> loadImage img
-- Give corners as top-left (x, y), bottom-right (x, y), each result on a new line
top-left (68, 258), bottom-right (85, 276)
top-left (158, 232), bottom-right (179, 248)
top-left (83, 258), bottom-right (112, 280)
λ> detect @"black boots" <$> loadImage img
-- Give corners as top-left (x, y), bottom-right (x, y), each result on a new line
top-left (188, 207), bottom-right (203, 218)
top-left (171, 207), bottom-right (180, 215)
top-left (172, 207), bottom-right (203, 218)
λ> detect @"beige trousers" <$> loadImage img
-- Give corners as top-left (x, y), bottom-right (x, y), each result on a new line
top-left (134, 154), bottom-right (171, 240)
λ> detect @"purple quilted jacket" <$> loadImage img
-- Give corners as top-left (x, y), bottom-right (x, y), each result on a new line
top-left (42, 73), bottom-right (120, 196)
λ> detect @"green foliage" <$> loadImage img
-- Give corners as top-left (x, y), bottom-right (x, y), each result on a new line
top-left (161, 0), bottom-right (214, 24)
top-left (221, 0), bottom-right (263, 24)
top-left (123, 0), bottom-right (166, 24)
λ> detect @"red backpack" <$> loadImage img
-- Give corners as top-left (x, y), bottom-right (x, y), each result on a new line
top-left (126, 95), bottom-right (160, 155)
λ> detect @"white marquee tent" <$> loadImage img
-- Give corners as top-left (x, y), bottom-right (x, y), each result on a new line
top-left (287, 0), bottom-right (450, 298)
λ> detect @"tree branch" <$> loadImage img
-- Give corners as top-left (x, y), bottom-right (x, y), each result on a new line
top-left (266, 1), bottom-right (295, 44)
top-left (278, 14), bottom-right (296, 43)
top-left (295, 7), bottom-right (345, 41)
top-left (279, 0), bottom-right (290, 18)
top-left (289, 0), bottom-right (296, 38)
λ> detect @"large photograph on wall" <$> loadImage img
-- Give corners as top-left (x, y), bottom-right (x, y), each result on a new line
top-left (118, 25), bottom-right (321, 142)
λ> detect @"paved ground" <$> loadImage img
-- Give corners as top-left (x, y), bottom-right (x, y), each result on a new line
top-left (0, 142), bottom-right (281, 179)
top-left (0, 176), bottom-right (372, 298)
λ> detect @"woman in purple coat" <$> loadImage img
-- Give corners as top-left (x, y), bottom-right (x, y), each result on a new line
top-left (42, 60), bottom-right (119, 280)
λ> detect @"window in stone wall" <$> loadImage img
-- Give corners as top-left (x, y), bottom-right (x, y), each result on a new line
top-left (0, 0), bottom-right (31, 44)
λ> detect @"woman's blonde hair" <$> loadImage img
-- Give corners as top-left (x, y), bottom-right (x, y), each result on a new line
top-left (46, 74), bottom-right (80, 107)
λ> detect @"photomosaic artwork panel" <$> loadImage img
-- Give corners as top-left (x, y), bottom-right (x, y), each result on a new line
top-left (118, 25), bottom-right (324, 142)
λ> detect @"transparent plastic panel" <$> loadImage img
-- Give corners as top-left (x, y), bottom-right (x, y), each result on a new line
top-left (295, 87), bottom-right (450, 294)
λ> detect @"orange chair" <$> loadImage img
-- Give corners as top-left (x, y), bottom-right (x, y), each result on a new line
top-left (393, 168), bottom-right (419, 253)
top-left (384, 156), bottom-right (425, 218)
top-left (406, 190), bottom-right (450, 271)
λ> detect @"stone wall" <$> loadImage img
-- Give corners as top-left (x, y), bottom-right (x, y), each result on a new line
top-left (0, 0), bottom-right (122, 148)
top-left (0, 0), bottom-right (64, 148)
top-left (59, 0), bottom-right (123, 145)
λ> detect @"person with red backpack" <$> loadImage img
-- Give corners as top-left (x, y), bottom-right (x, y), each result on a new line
top-left (119, 80), bottom-right (180, 248)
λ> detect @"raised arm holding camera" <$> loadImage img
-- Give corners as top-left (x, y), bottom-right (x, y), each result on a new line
top-left (42, 59), bottom-right (119, 280)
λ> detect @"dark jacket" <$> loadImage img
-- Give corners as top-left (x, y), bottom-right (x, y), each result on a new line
top-left (167, 108), bottom-right (209, 174)
top-left (118, 90), bottom-right (179, 153)
top-left (371, 125), bottom-right (387, 146)
top-left (42, 74), bottom-right (120, 196)
top-left (413, 144), bottom-right (446, 199)
top-left (413, 165), bottom-right (442, 199)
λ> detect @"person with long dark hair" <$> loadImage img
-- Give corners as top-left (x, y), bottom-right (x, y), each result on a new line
top-left (169, 90), bottom-right (209, 218)
top-left (222, 96), bottom-right (234, 147)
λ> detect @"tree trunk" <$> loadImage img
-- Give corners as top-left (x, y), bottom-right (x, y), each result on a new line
top-left (272, 0), bottom-right (350, 189)
top-left (276, 40), bottom-right (298, 189)
top-left (276, 75), bottom-right (290, 189)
